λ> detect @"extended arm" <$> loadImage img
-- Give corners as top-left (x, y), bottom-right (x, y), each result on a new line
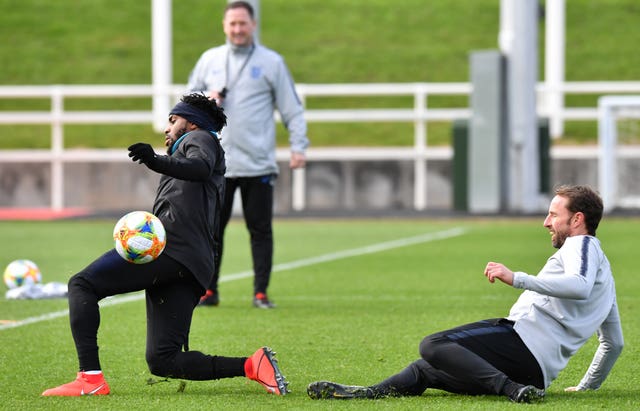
top-left (128, 142), bottom-right (213, 181)
top-left (565, 303), bottom-right (624, 391)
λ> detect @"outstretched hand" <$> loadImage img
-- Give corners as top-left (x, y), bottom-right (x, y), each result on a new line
top-left (128, 143), bottom-right (157, 166)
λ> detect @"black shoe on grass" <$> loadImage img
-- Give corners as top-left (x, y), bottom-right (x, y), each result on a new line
top-left (307, 381), bottom-right (375, 400)
top-left (510, 385), bottom-right (545, 403)
top-left (198, 289), bottom-right (219, 306)
top-left (253, 292), bottom-right (275, 309)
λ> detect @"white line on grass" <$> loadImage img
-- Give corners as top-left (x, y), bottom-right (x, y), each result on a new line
top-left (0, 227), bottom-right (466, 331)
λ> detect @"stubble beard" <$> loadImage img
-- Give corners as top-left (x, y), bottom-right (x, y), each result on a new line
top-left (166, 127), bottom-right (188, 154)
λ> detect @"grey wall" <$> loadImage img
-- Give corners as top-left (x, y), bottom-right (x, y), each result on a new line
top-left (0, 152), bottom-right (637, 214)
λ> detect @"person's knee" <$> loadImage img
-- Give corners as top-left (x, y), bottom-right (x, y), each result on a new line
top-left (419, 333), bottom-right (447, 363)
top-left (68, 272), bottom-right (93, 297)
top-left (68, 272), bottom-right (82, 288)
top-left (146, 351), bottom-right (174, 377)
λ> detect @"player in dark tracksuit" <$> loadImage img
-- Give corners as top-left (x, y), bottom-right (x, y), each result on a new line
top-left (42, 93), bottom-right (288, 397)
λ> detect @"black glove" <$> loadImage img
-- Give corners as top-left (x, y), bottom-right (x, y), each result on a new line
top-left (128, 143), bottom-right (157, 166)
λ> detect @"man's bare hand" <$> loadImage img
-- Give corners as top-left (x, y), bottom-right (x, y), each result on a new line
top-left (290, 152), bottom-right (306, 169)
top-left (484, 262), bottom-right (514, 286)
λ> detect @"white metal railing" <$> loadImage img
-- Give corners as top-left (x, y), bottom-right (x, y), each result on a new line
top-left (2, 81), bottom-right (640, 211)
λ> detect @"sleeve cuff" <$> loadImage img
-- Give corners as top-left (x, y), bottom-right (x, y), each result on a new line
top-left (512, 272), bottom-right (527, 289)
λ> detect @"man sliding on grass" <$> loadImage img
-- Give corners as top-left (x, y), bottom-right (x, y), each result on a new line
top-left (307, 184), bottom-right (623, 404)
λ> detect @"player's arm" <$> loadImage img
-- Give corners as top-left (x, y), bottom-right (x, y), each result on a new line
top-left (510, 238), bottom-right (600, 299)
top-left (128, 138), bottom-right (216, 181)
top-left (484, 262), bottom-right (514, 285)
top-left (565, 302), bottom-right (624, 392)
top-left (272, 58), bottom-right (309, 165)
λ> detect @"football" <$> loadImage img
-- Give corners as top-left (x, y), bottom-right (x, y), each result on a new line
top-left (3, 259), bottom-right (42, 289)
top-left (113, 211), bottom-right (166, 264)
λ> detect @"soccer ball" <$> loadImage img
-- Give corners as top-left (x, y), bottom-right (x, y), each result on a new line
top-left (3, 259), bottom-right (42, 289)
top-left (113, 211), bottom-right (166, 264)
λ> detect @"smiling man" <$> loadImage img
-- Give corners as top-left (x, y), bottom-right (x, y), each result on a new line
top-left (307, 185), bottom-right (624, 404)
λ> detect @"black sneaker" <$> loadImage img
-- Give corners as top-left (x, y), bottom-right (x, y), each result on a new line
top-left (510, 385), bottom-right (545, 403)
top-left (307, 381), bottom-right (375, 400)
top-left (198, 289), bottom-right (219, 306)
top-left (253, 292), bottom-right (275, 309)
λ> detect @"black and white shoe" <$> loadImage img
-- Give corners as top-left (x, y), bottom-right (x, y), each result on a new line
top-left (510, 385), bottom-right (545, 403)
top-left (307, 381), bottom-right (375, 400)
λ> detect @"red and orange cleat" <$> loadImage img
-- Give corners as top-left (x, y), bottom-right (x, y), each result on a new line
top-left (42, 372), bottom-right (110, 396)
top-left (245, 347), bottom-right (289, 395)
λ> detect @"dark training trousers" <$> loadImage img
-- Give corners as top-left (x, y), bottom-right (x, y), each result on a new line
top-left (68, 249), bottom-right (244, 380)
top-left (210, 174), bottom-right (274, 295)
top-left (374, 319), bottom-right (544, 397)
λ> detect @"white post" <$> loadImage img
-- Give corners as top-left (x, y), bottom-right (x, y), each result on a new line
top-left (500, 0), bottom-right (541, 213)
top-left (545, 0), bottom-right (565, 138)
top-left (414, 87), bottom-right (427, 210)
top-left (598, 96), bottom-right (620, 214)
top-left (152, 0), bottom-right (172, 132)
top-left (51, 87), bottom-right (64, 211)
top-left (291, 168), bottom-right (306, 211)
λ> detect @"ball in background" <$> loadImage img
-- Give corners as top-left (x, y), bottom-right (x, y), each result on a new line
top-left (3, 259), bottom-right (42, 289)
top-left (113, 211), bottom-right (166, 264)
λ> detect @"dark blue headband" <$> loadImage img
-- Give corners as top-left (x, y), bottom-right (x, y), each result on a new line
top-left (169, 101), bottom-right (217, 133)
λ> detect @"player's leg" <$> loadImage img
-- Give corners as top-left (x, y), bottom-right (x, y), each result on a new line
top-left (417, 319), bottom-right (544, 400)
top-left (239, 174), bottom-right (274, 306)
top-left (69, 250), bottom-right (177, 370)
top-left (145, 266), bottom-right (289, 394)
top-left (371, 358), bottom-right (489, 397)
top-left (307, 354), bottom-right (488, 400)
top-left (145, 264), bottom-right (245, 379)
top-left (309, 319), bottom-right (543, 402)
top-left (43, 249), bottom-right (164, 396)
top-left (200, 177), bottom-right (236, 305)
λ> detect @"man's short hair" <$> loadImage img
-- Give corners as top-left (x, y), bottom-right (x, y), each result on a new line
top-left (555, 184), bottom-right (603, 236)
top-left (225, 1), bottom-right (254, 19)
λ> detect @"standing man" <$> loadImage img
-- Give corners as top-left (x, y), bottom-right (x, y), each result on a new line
top-left (187, 1), bottom-right (309, 309)
top-left (42, 93), bottom-right (288, 397)
top-left (307, 185), bottom-right (623, 403)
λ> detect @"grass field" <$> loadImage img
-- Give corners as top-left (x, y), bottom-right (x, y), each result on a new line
top-left (1, 217), bottom-right (638, 410)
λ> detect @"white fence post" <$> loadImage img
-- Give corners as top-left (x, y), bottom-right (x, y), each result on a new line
top-left (51, 86), bottom-right (64, 211)
top-left (414, 86), bottom-right (427, 210)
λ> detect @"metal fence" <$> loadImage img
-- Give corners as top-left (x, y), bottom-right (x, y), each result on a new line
top-left (1, 81), bottom-right (640, 211)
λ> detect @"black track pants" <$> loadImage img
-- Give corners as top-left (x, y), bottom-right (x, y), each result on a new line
top-left (210, 174), bottom-right (274, 294)
top-left (67, 249), bottom-right (245, 379)
top-left (373, 319), bottom-right (544, 397)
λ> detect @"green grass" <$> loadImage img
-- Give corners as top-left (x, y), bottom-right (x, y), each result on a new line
top-left (1, 0), bottom-right (640, 148)
top-left (1, 217), bottom-right (639, 410)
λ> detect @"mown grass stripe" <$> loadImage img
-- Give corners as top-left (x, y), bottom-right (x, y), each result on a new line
top-left (0, 227), bottom-right (466, 331)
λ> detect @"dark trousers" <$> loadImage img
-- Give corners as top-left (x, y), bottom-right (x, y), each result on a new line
top-left (210, 174), bottom-right (274, 295)
top-left (373, 319), bottom-right (544, 397)
top-left (68, 249), bottom-right (245, 380)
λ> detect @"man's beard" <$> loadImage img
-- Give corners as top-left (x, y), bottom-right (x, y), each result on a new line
top-left (552, 219), bottom-right (572, 248)
top-left (552, 232), bottom-right (567, 249)
top-left (166, 127), bottom-right (188, 154)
